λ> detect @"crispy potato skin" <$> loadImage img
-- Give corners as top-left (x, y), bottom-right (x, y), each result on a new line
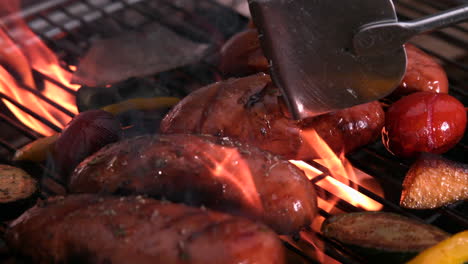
top-left (160, 74), bottom-right (384, 160)
top-left (69, 134), bottom-right (317, 234)
top-left (6, 195), bottom-right (285, 264)
top-left (401, 153), bottom-right (468, 209)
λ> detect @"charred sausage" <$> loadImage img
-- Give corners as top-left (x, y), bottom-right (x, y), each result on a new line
top-left (6, 195), bottom-right (285, 264)
top-left (160, 74), bottom-right (385, 160)
top-left (69, 134), bottom-right (317, 234)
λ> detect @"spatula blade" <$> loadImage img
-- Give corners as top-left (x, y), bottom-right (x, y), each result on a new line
top-left (249, 0), bottom-right (406, 119)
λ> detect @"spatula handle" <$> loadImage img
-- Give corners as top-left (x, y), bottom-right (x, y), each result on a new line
top-left (354, 4), bottom-right (468, 55)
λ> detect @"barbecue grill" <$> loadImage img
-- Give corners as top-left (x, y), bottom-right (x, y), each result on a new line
top-left (0, 0), bottom-right (466, 263)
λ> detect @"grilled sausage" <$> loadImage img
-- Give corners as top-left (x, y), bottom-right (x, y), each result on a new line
top-left (219, 29), bottom-right (268, 77)
top-left (6, 195), bottom-right (285, 264)
top-left (219, 31), bottom-right (448, 97)
top-left (393, 44), bottom-right (448, 96)
top-left (69, 134), bottom-right (317, 234)
top-left (160, 74), bottom-right (385, 160)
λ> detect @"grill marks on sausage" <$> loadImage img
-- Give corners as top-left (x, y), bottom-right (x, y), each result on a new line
top-left (6, 195), bottom-right (286, 264)
top-left (160, 74), bottom-right (384, 160)
top-left (69, 134), bottom-right (317, 234)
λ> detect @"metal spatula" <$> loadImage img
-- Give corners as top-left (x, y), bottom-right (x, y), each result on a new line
top-left (248, 0), bottom-right (468, 120)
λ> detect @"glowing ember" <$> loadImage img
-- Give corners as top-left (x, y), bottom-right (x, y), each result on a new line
top-left (204, 146), bottom-right (263, 212)
top-left (291, 129), bottom-right (383, 214)
top-left (0, 2), bottom-right (80, 136)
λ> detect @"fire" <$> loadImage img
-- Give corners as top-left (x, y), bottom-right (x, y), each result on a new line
top-left (291, 129), bottom-right (383, 214)
top-left (203, 145), bottom-right (263, 212)
top-left (0, 2), bottom-right (80, 136)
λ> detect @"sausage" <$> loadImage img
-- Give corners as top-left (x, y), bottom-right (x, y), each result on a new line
top-left (160, 74), bottom-right (385, 160)
top-left (219, 29), bottom-right (268, 77)
top-left (392, 44), bottom-right (449, 96)
top-left (69, 134), bottom-right (317, 235)
top-left (6, 195), bottom-right (285, 264)
top-left (219, 32), bottom-right (448, 97)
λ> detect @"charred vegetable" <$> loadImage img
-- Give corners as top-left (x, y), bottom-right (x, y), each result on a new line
top-left (407, 230), bottom-right (468, 264)
top-left (321, 212), bottom-right (449, 264)
top-left (6, 195), bottom-right (285, 264)
top-left (53, 110), bottom-right (121, 182)
top-left (401, 153), bottom-right (468, 209)
top-left (0, 165), bottom-right (37, 220)
top-left (383, 92), bottom-right (467, 158)
top-left (72, 23), bottom-right (209, 87)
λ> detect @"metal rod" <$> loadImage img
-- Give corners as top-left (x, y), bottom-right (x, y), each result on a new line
top-left (0, 112), bottom-right (40, 140)
top-left (32, 69), bottom-right (78, 95)
top-left (0, 139), bottom-right (16, 153)
top-left (397, 0), bottom-right (468, 34)
top-left (81, 0), bottom-right (137, 30)
top-left (0, 91), bottom-right (62, 133)
top-left (16, 81), bottom-right (76, 118)
top-left (397, 12), bottom-right (468, 48)
top-left (36, 13), bottom-right (87, 42)
top-left (124, 1), bottom-right (211, 42)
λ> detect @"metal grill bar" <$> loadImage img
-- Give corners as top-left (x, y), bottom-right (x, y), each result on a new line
top-left (16, 81), bottom-right (76, 118)
top-left (0, 112), bottom-right (40, 140)
top-left (0, 91), bottom-right (62, 133)
top-left (0, 139), bottom-right (16, 152)
top-left (33, 70), bottom-right (77, 95)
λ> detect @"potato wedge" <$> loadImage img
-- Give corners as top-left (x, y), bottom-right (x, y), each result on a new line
top-left (400, 153), bottom-right (468, 209)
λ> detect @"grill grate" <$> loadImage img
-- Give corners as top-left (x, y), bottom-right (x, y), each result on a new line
top-left (0, 0), bottom-right (467, 263)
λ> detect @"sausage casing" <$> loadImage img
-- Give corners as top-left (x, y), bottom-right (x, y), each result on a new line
top-left (70, 134), bottom-right (317, 234)
top-left (160, 74), bottom-right (384, 160)
top-left (6, 195), bottom-right (286, 264)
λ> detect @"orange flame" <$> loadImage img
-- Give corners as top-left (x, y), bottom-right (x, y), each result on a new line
top-left (203, 145), bottom-right (263, 212)
top-left (291, 129), bottom-right (383, 214)
top-left (0, 2), bottom-right (80, 136)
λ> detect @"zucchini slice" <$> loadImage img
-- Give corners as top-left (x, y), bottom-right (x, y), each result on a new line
top-left (321, 212), bottom-right (449, 263)
top-left (0, 165), bottom-right (38, 220)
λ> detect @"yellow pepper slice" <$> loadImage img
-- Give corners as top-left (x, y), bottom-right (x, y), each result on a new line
top-left (13, 133), bottom-right (59, 162)
top-left (407, 231), bottom-right (468, 264)
top-left (13, 97), bottom-right (180, 162)
top-left (101, 97), bottom-right (180, 115)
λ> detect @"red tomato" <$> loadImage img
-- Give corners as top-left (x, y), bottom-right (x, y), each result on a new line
top-left (383, 92), bottom-right (466, 158)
